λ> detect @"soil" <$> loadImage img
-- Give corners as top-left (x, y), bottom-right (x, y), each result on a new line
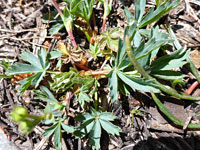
top-left (0, 0), bottom-right (200, 150)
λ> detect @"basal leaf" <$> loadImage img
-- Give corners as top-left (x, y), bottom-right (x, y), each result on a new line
top-left (49, 50), bottom-right (63, 60)
top-left (74, 118), bottom-right (95, 138)
top-left (75, 113), bottom-right (93, 122)
top-left (116, 37), bottom-right (126, 67)
top-left (7, 49), bottom-right (50, 94)
top-left (139, 1), bottom-right (180, 28)
top-left (168, 26), bottom-right (182, 50)
top-left (38, 48), bottom-right (49, 69)
top-left (133, 30), bottom-right (142, 47)
top-left (32, 71), bottom-right (45, 87)
top-left (20, 51), bottom-right (43, 69)
top-left (72, 0), bottom-right (94, 22)
top-left (17, 75), bottom-right (35, 95)
top-left (135, 38), bottom-right (172, 60)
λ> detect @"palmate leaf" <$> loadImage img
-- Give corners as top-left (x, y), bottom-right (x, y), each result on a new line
top-left (108, 26), bottom-right (165, 102)
top-left (77, 92), bottom-right (92, 108)
top-left (44, 120), bottom-right (74, 150)
top-left (7, 49), bottom-right (50, 94)
top-left (75, 109), bottom-right (119, 149)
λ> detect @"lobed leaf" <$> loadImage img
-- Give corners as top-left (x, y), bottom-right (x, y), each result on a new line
top-left (134, 0), bottom-right (146, 24)
top-left (117, 71), bottom-right (160, 93)
top-left (139, 1), bottom-right (180, 28)
top-left (151, 48), bottom-right (189, 71)
top-left (108, 70), bottom-right (118, 102)
top-left (99, 119), bottom-right (120, 136)
top-left (34, 86), bottom-right (58, 103)
top-left (89, 119), bottom-right (101, 149)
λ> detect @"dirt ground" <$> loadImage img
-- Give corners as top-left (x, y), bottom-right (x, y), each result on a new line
top-left (0, 0), bottom-right (200, 150)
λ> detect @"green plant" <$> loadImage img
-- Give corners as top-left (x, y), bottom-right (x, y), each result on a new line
top-left (11, 106), bottom-right (46, 133)
top-left (34, 86), bottom-right (74, 150)
top-left (74, 108), bottom-right (120, 149)
top-left (2, 0), bottom-right (200, 149)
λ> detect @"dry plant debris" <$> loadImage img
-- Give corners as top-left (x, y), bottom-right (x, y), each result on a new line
top-left (0, 0), bottom-right (200, 150)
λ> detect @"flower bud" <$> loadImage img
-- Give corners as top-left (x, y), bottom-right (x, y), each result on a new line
top-left (19, 120), bottom-right (32, 133)
top-left (11, 106), bottom-right (27, 122)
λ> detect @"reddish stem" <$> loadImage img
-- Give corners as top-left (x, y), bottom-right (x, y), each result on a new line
top-left (186, 81), bottom-right (199, 95)
top-left (51, 0), bottom-right (64, 18)
top-left (68, 30), bottom-right (77, 49)
top-left (101, 17), bottom-right (106, 33)
top-left (51, 0), bottom-right (77, 49)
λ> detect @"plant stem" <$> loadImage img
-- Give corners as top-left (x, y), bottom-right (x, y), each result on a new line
top-left (51, 0), bottom-right (64, 18)
top-left (186, 81), bottom-right (199, 95)
top-left (51, 0), bottom-right (77, 49)
top-left (74, 24), bottom-right (90, 42)
top-left (101, 0), bottom-right (110, 32)
top-left (94, 91), bottom-right (98, 110)
top-left (126, 36), bottom-right (152, 80)
top-left (151, 92), bottom-right (200, 129)
top-left (126, 35), bottom-right (200, 101)
top-left (92, 11), bottom-right (98, 35)
top-left (67, 29), bottom-right (77, 49)
top-left (101, 17), bottom-right (107, 33)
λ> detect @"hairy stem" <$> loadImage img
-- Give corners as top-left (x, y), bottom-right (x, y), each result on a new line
top-left (126, 35), bottom-right (152, 80)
